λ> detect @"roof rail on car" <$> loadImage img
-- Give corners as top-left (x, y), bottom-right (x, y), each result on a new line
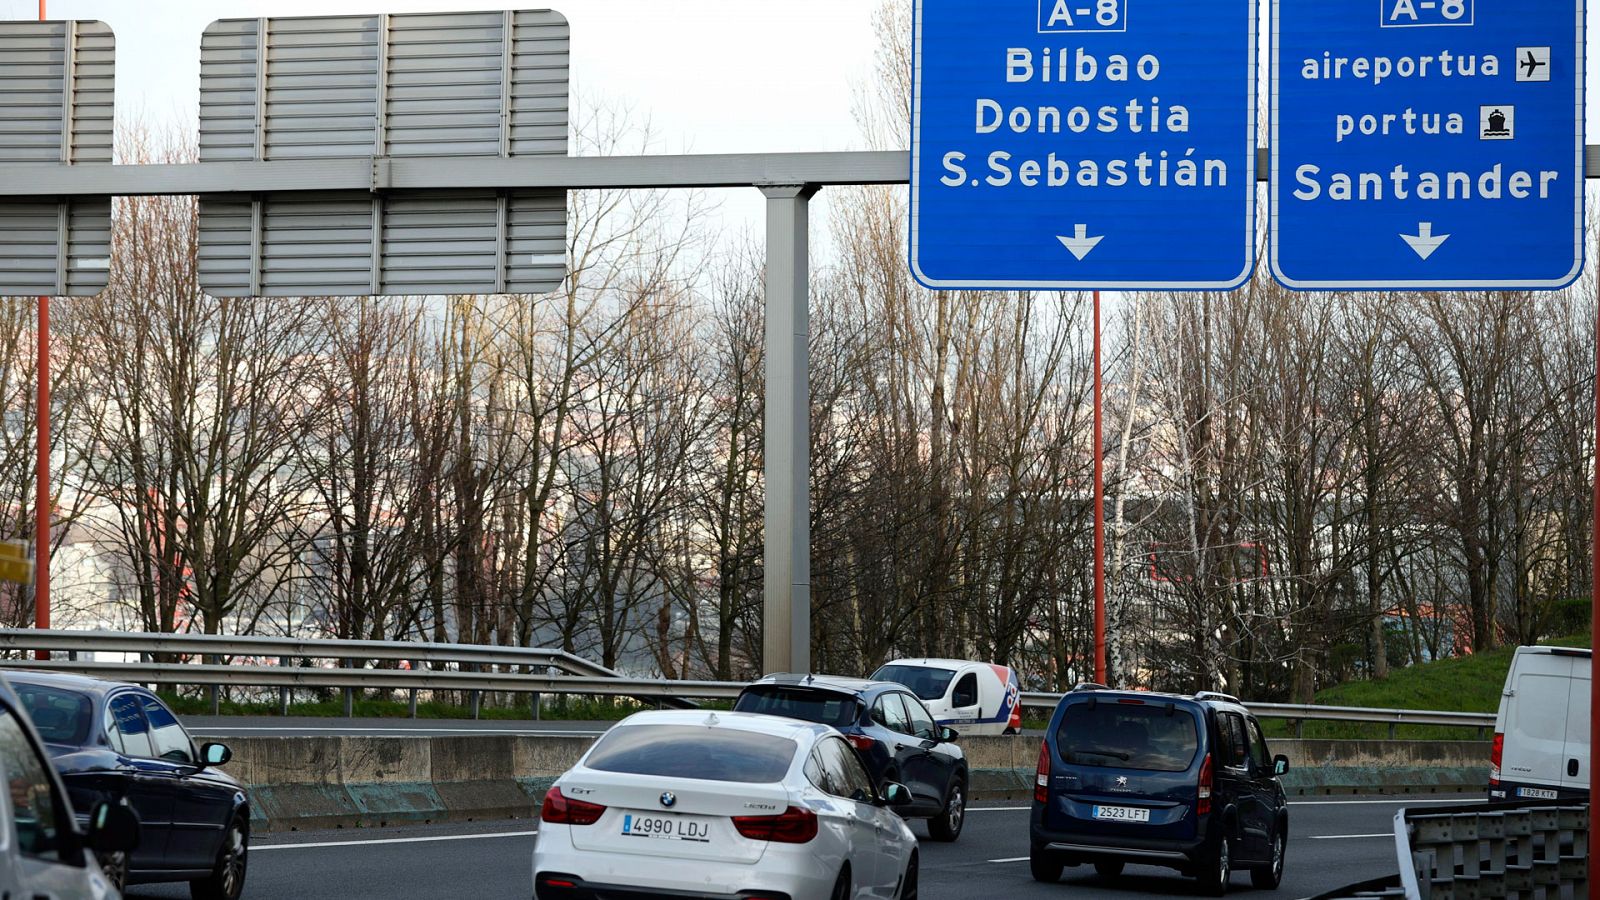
top-left (1071, 682), bottom-right (1110, 692)
top-left (1193, 691), bottom-right (1243, 705)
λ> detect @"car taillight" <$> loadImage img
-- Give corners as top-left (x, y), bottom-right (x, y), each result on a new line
top-left (540, 787), bottom-right (606, 826)
top-left (1197, 753), bottom-right (1214, 816)
top-left (845, 734), bottom-right (877, 754)
top-left (1489, 732), bottom-right (1504, 784)
top-left (732, 806), bottom-right (818, 844)
top-left (1035, 740), bottom-right (1052, 804)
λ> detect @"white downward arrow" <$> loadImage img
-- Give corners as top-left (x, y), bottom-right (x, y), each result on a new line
top-left (1400, 223), bottom-right (1451, 261)
top-left (1057, 225), bottom-right (1105, 261)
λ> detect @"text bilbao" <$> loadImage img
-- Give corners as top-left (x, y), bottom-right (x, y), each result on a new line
top-left (936, 48), bottom-right (1227, 190)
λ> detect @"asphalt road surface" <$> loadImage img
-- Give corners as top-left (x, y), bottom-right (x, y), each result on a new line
top-left (123, 794), bottom-right (1482, 900)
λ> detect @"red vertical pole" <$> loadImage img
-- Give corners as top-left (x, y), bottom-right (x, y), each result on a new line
top-left (1094, 290), bottom-right (1107, 686)
top-left (34, 0), bottom-right (50, 659)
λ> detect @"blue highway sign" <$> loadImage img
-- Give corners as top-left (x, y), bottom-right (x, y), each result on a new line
top-left (909, 0), bottom-right (1257, 291)
top-left (1271, 0), bottom-right (1585, 290)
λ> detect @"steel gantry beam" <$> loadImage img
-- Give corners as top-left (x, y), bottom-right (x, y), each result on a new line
top-left (10, 147), bottom-right (1600, 199)
top-left (0, 151), bottom-right (911, 197)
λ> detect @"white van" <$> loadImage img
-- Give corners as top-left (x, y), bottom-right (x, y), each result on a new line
top-left (1488, 645), bottom-right (1591, 802)
top-left (870, 659), bottom-right (1022, 736)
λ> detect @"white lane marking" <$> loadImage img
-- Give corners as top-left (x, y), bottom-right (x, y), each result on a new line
top-left (969, 807), bottom-right (1029, 812)
top-left (1290, 798), bottom-right (1486, 806)
top-left (988, 857), bottom-right (1031, 863)
top-left (189, 726), bottom-right (604, 736)
top-left (1310, 833), bottom-right (1392, 840)
top-left (254, 830), bottom-right (538, 851)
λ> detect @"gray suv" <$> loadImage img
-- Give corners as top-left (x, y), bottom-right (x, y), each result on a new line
top-left (0, 672), bottom-right (138, 900)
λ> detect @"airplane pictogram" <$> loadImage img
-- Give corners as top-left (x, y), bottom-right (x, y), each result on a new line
top-left (1521, 51), bottom-right (1546, 79)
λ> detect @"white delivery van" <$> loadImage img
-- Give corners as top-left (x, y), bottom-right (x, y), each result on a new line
top-left (870, 659), bottom-right (1022, 736)
top-left (1488, 645), bottom-right (1591, 802)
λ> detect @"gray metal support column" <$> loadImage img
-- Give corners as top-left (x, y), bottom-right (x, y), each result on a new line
top-left (761, 183), bottom-right (819, 676)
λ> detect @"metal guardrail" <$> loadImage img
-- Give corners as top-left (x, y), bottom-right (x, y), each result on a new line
top-left (0, 629), bottom-right (701, 714)
top-left (0, 630), bottom-right (1497, 730)
top-left (1018, 692), bottom-right (1496, 733)
top-left (1315, 799), bottom-right (1591, 899)
top-left (0, 629), bottom-right (622, 678)
top-left (1403, 800), bottom-right (1590, 900)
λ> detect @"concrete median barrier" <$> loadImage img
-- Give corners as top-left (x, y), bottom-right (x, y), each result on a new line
top-left (219, 733), bottom-right (1491, 831)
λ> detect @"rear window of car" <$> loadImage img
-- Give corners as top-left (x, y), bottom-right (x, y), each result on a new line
top-left (13, 683), bottom-right (92, 746)
top-left (870, 665), bottom-right (957, 701)
top-left (1056, 701), bottom-right (1199, 773)
top-left (734, 686), bottom-right (859, 728)
top-left (585, 724), bottom-right (798, 784)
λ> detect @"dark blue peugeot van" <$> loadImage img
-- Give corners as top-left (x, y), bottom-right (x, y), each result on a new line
top-left (1029, 687), bottom-right (1290, 895)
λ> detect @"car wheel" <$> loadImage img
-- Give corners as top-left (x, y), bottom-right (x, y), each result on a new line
top-left (190, 814), bottom-right (248, 900)
top-left (1030, 845), bottom-right (1064, 883)
top-left (1196, 835), bottom-right (1231, 897)
top-left (927, 777), bottom-right (966, 841)
top-left (1251, 827), bottom-right (1286, 890)
top-left (1094, 859), bottom-right (1125, 879)
top-left (830, 865), bottom-right (851, 900)
top-left (96, 849), bottom-right (128, 892)
top-left (900, 853), bottom-right (918, 900)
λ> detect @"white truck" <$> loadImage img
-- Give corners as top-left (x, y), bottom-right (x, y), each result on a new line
top-left (870, 658), bottom-right (1023, 736)
top-left (1488, 645), bottom-right (1591, 802)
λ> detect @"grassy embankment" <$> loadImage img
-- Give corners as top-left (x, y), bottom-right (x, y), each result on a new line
top-left (1261, 632), bottom-right (1590, 741)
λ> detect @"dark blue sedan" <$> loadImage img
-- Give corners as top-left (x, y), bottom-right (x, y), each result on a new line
top-left (4, 671), bottom-right (249, 899)
top-left (734, 673), bottom-right (969, 841)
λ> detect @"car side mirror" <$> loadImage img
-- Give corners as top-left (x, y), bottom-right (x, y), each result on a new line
top-left (1273, 754), bottom-right (1290, 777)
top-left (882, 782), bottom-right (913, 808)
top-left (201, 742), bottom-right (232, 768)
top-left (84, 801), bottom-right (140, 854)
top-left (939, 726), bottom-right (960, 744)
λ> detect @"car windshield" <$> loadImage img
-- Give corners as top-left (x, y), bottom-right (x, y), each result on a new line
top-left (734, 686), bottom-right (859, 728)
top-left (13, 683), bottom-right (92, 745)
top-left (1057, 701), bottom-right (1199, 773)
top-left (871, 665), bottom-right (957, 701)
top-left (585, 724), bottom-right (798, 784)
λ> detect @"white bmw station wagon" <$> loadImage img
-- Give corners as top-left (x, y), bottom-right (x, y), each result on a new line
top-left (532, 709), bottom-right (919, 900)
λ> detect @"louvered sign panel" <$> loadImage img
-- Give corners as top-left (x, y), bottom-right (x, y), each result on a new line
top-left (197, 10), bottom-right (568, 298)
top-left (0, 20), bottom-right (115, 298)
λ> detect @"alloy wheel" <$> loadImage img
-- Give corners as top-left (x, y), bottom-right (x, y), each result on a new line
top-left (98, 850), bottom-right (127, 892)
top-left (946, 785), bottom-right (965, 833)
top-left (219, 821), bottom-right (247, 899)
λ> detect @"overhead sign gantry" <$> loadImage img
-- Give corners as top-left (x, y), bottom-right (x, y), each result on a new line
top-left (908, 0), bottom-right (1258, 290)
top-left (0, 19), bottom-right (114, 298)
top-left (196, 9), bottom-right (570, 297)
top-left (1271, 0), bottom-right (1585, 290)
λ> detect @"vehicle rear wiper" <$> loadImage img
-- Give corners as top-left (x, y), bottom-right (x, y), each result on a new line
top-left (1073, 748), bottom-right (1132, 761)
